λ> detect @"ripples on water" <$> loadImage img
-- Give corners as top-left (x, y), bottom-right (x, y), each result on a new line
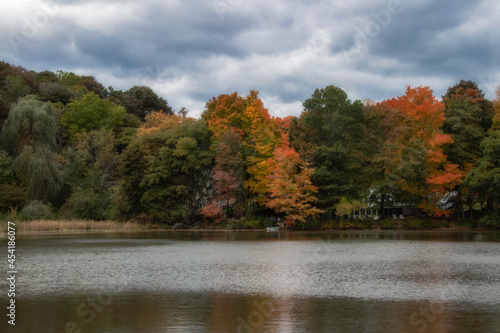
top-left (2, 231), bottom-right (500, 332)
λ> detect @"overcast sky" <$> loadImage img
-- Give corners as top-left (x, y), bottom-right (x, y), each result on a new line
top-left (1, 0), bottom-right (499, 118)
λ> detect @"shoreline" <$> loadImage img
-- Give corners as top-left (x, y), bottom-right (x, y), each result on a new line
top-left (1, 219), bottom-right (496, 237)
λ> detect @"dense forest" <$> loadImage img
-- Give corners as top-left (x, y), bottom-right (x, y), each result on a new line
top-left (0, 60), bottom-right (499, 229)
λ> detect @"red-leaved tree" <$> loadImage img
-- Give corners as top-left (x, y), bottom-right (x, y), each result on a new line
top-left (266, 143), bottom-right (324, 226)
top-left (382, 86), bottom-right (463, 216)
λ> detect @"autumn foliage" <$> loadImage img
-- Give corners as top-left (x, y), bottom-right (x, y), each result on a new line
top-left (1, 59), bottom-right (499, 226)
top-left (379, 86), bottom-right (463, 216)
top-left (201, 91), bottom-right (321, 224)
top-left (137, 111), bottom-right (183, 136)
top-left (266, 143), bottom-right (324, 225)
top-left (200, 167), bottom-right (240, 222)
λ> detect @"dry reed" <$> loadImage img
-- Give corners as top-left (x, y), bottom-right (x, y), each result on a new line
top-left (12, 220), bottom-right (146, 233)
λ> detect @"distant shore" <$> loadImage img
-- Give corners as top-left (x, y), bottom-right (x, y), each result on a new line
top-left (0, 219), bottom-right (495, 237)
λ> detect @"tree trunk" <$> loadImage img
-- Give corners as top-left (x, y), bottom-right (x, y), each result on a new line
top-left (459, 192), bottom-right (465, 222)
top-left (380, 194), bottom-right (385, 218)
top-left (469, 197), bottom-right (473, 219)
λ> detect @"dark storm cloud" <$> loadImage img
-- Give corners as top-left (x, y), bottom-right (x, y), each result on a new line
top-left (370, 0), bottom-right (499, 77)
top-left (1, 0), bottom-right (498, 116)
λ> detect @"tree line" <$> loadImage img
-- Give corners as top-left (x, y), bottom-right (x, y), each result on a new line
top-left (0, 60), bottom-right (499, 228)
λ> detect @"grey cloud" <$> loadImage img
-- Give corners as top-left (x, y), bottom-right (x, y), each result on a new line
top-left (1, 0), bottom-right (499, 116)
top-left (370, 1), bottom-right (499, 75)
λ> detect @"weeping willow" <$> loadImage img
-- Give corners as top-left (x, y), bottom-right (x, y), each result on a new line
top-left (1, 95), bottom-right (62, 201)
top-left (1, 95), bottom-right (58, 153)
top-left (14, 145), bottom-right (62, 201)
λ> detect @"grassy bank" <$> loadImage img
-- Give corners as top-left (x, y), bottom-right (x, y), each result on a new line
top-left (1, 217), bottom-right (497, 236)
top-left (0, 219), bottom-right (148, 235)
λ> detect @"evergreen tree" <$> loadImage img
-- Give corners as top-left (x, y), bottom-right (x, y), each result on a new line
top-left (296, 85), bottom-right (366, 215)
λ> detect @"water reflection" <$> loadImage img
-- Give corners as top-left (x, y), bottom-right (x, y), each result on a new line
top-left (16, 229), bottom-right (500, 242)
top-left (9, 292), bottom-right (500, 333)
top-left (1, 230), bottom-right (499, 333)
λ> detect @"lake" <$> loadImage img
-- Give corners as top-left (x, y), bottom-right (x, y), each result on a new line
top-left (1, 230), bottom-right (500, 332)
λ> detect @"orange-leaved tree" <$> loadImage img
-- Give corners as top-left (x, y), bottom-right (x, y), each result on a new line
top-left (383, 86), bottom-right (463, 216)
top-left (203, 91), bottom-right (282, 208)
top-left (266, 142), bottom-right (324, 226)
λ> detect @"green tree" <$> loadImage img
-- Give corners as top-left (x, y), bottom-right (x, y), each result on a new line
top-left (301, 86), bottom-right (365, 149)
top-left (0, 62), bottom-right (37, 95)
top-left (2, 74), bottom-right (31, 103)
top-left (62, 93), bottom-right (125, 140)
top-left (295, 85), bottom-right (366, 215)
top-left (0, 150), bottom-right (26, 212)
top-left (18, 200), bottom-right (53, 220)
top-left (0, 95), bottom-right (10, 129)
top-left (36, 70), bottom-right (58, 83)
top-left (465, 130), bottom-right (500, 212)
top-left (465, 87), bottom-right (500, 213)
top-left (443, 80), bottom-right (493, 167)
top-left (38, 82), bottom-right (75, 104)
top-left (121, 115), bottom-right (213, 223)
top-left (56, 70), bottom-right (80, 87)
top-left (361, 102), bottom-right (409, 214)
top-left (61, 129), bottom-right (122, 220)
top-left (1, 95), bottom-right (58, 153)
top-left (442, 80), bottom-right (494, 219)
top-left (443, 80), bottom-right (494, 131)
top-left (140, 118), bottom-right (213, 223)
top-left (76, 129), bottom-right (121, 189)
top-left (114, 113), bottom-right (141, 153)
top-left (121, 136), bottom-right (161, 214)
top-left (0, 95), bottom-right (63, 202)
top-left (120, 86), bottom-right (173, 120)
top-left (78, 75), bottom-right (108, 98)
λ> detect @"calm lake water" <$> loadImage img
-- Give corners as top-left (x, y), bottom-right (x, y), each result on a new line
top-left (1, 230), bottom-right (500, 333)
